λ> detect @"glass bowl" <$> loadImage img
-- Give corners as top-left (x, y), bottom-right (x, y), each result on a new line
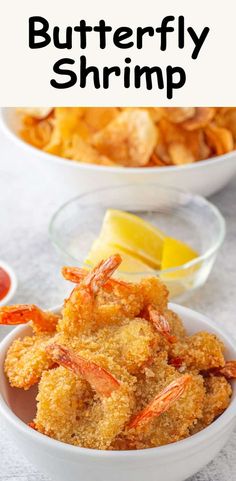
top-left (49, 184), bottom-right (225, 300)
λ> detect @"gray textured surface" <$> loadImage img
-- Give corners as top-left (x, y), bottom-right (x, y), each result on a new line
top-left (0, 129), bottom-right (236, 480)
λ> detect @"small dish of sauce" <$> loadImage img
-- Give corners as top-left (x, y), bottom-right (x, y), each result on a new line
top-left (0, 261), bottom-right (17, 306)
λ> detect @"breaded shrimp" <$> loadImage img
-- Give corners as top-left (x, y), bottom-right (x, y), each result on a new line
top-left (35, 366), bottom-right (91, 443)
top-left (62, 266), bottom-right (169, 324)
top-left (4, 334), bottom-right (54, 389)
top-left (190, 375), bottom-right (232, 434)
top-left (47, 344), bottom-right (135, 449)
top-left (128, 374), bottom-right (191, 429)
top-left (113, 353), bottom-right (205, 449)
top-left (55, 316), bottom-right (160, 376)
top-left (169, 332), bottom-right (225, 371)
top-left (58, 255), bottom-right (123, 336)
top-left (62, 265), bottom-right (144, 322)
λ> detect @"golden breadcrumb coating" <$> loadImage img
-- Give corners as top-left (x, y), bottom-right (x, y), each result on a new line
top-left (170, 332), bottom-right (225, 371)
top-left (113, 353), bottom-right (205, 449)
top-left (35, 366), bottom-right (91, 443)
top-left (165, 309), bottom-right (186, 339)
top-left (140, 277), bottom-right (169, 311)
top-left (4, 334), bottom-right (54, 390)
top-left (56, 317), bottom-right (160, 376)
top-left (73, 382), bottom-right (134, 449)
top-left (190, 375), bottom-right (232, 434)
top-left (36, 356), bottom-right (135, 449)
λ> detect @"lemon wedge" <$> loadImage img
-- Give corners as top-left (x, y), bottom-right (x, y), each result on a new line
top-left (85, 239), bottom-right (155, 274)
top-left (161, 237), bottom-right (198, 280)
top-left (96, 209), bottom-right (164, 269)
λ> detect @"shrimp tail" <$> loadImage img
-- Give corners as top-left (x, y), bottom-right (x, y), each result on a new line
top-left (62, 264), bottom-right (131, 293)
top-left (0, 304), bottom-right (58, 332)
top-left (148, 306), bottom-right (176, 343)
top-left (47, 344), bottom-right (120, 397)
top-left (84, 254), bottom-right (122, 294)
top-left (210, 361), bottom-right (236, 379)
top-left (128, 374), bottom-right (191, 429)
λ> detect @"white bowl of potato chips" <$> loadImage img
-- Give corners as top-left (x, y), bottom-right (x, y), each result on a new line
top-left (1, 107), bottom-right (236, 197)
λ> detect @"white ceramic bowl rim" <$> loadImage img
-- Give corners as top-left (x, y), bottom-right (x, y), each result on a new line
top-left (0, 303), bottom-right (235, 459)
top-left (0, 107), bottom-right (236, 175)
top-left (49, 183), bottom-right (226, 274)
top-left (0, 260), bottom-right (17, 306)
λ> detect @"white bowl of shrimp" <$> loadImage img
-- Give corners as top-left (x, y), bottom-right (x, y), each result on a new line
top-left (0, 300), bottom-right (236, 481)
top-left (1, 107), bottom-right (236, 197)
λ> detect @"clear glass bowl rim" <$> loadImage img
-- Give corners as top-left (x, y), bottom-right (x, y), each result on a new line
top-left (49, 183), bottom-right (226, 276)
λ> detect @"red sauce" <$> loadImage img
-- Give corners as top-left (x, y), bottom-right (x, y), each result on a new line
top-left (0, 267), bottom-right (11, 301)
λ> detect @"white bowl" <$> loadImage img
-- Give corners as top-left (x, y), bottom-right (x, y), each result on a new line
top-left (1, 108), bottom-right (236, 197)
top-left (0, 260), bottom-right (17, 306)
top-left (0, 304), bottom-right (236, 481)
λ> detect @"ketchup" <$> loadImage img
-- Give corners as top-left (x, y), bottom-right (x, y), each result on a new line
top-left (0, 267), bottom-right (11, 301)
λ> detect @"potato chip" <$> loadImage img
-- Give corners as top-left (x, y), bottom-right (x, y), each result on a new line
top-left (161, 108), bottom-right (195, 124)
top-left (216, 108), bottom-right (236, 141)
top-left (168, 143), bottom-right (195, 165)
top-left (44, 108), bottom-right (90, 156)
top-left (81, 108), bottom-right (120, 133)
top-left (92, 109), bottom-right (157, 167)
top-left (53, 108), bottom-right (89, 140)
top-left (149, 152), bottom-right (169, 167)
top-left (21, 119), bottom-right (53, 149)
top-left (156, 120), bottom-right (211, 165)
top-left (60, 134), bottom-right (115, 166)
top-left (17, 108), bottom-right (53, 120)
top-left (204, 124), bottom-right (234, 156)
top-left (18, 106), bottom-right (236, 168)
top-left (181, 108), bottom-right (215, 131)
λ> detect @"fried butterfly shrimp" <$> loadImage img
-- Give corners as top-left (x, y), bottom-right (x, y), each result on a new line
top-left (190, 376), bottom-right (232, 434)
top-left (128, 374), bottom-right (191, 429)
top-left (4, 334), bottom-right (54, 390)
top-left (58, 255), bottom-right (123, 336)
top-left (47, 344), bottom-right (121, 396)
top-left (35, 366), bottom-right (91, 443)
top-left (92, 109), bottom-right (157, 167)
top-left (113, 353), bottom-right (204, 450)
top-left (58, 316), bottom-right (160, 377)
top-left (1, 305), bottom-right (59, 389)
top-left (169, 332), bottom-right (225, 371)
top-left (47, 344), bottom-right (134, 449)
top-left (127, 376), bottom-right (204, 449)
top-left (62, 265), bottom-right (144, 324)
top-left (62, 265), bottom-right (170, 328)
top-left (0, 304), bottom-right (59, 333)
